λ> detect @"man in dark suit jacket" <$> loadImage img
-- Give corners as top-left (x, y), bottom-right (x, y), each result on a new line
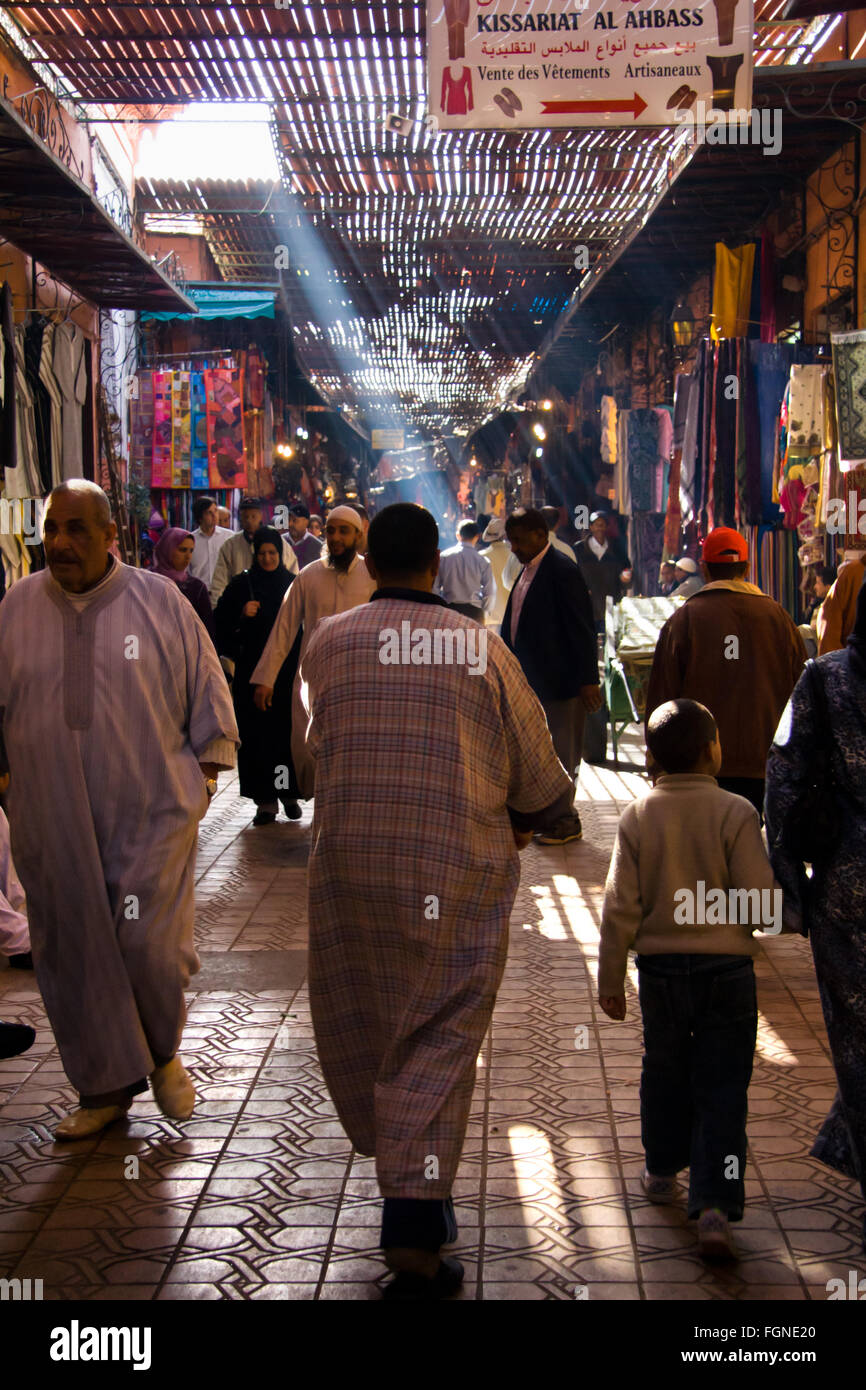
top-left (502, 509), bottom-right (601, 844)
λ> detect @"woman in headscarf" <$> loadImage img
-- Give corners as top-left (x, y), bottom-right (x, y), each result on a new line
top-left (214, 526), bottom-right (302, 825)
top-left (152, 527), bottom-right (215, 639)
top-left (765, 581), bottom-right (866, 1251)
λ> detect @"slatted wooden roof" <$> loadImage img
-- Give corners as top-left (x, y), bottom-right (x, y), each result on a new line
top-left (5, 1), bottom-right (847, 433)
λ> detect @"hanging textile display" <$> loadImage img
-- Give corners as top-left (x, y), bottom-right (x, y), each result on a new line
top-left (151, 370), bottom-right (173, 487)
top-left (171, 371), bottom-right (192, 488)
top-left (190, 372), bottom-right (209, 489)
top-left (204, 367), bottom-right (247, 489)
top-left (787, 364), bottom-right (826, 460)
top-left (711, 242), bottom-right (755, 341)
top-left (600, 395), bottom-right (617, 464)
top-left (129, 372), bottom-right (154, 484)
top-left (830, 330), bottom-right (866, 467)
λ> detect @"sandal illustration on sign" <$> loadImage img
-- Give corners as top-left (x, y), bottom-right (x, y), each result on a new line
top-left (493, 88), bottom-right (523, 120)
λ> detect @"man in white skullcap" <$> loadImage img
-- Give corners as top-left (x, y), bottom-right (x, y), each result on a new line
top-left (252, 505), bottom-right (375, 795)
top-left (671, 556), bottom-right (705, 600)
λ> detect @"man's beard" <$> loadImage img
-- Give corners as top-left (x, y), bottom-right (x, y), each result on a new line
top-left (329, 542), bottom-right (357, 571)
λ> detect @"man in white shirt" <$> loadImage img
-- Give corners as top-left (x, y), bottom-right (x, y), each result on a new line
top-left (188, 495), bottom-right (235, 589)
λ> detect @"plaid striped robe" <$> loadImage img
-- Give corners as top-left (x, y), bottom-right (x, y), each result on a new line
top-left (302, 591), bottom-right (572, 1199)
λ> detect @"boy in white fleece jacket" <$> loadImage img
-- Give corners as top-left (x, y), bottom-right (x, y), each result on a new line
top-left (598, 699), bottom-right (787, 1261)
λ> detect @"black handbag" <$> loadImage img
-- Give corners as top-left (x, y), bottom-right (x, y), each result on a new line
top-left (782, 659), bottom-right (846, 865)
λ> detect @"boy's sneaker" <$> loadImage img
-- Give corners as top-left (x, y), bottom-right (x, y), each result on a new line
top-left (641, 1169), bottom-right (680, 1204)
top-left (697, 1207), bottom-right (737, 1262)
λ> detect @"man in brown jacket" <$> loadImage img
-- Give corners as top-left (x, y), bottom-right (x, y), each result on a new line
top-left (817, 552), bottom-right (866, 654)
top-left (645, 527), bottom-right (806, 814)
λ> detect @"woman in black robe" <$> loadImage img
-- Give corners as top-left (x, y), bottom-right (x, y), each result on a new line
top-left (215, 526), bottom-right (302, 825)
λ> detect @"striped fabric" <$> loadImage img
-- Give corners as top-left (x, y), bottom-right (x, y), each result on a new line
top-left (302, 596), bottom-right (573, 1199)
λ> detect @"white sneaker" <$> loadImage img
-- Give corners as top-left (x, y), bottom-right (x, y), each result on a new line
top-left (55, 1104), bottom-right (129, 1141)
top-left (150, 1057), bottom-right (195, 1120)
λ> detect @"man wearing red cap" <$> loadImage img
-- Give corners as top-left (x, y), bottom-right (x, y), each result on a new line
top-left (645, 527), bottom-right (806, 813)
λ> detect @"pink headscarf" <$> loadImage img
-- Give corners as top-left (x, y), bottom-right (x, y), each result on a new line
top-left (153, 527), bottom-right (195, 582)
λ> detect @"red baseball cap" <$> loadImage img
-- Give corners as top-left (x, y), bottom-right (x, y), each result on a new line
top-left (702, 527), bottom-right (749, 564)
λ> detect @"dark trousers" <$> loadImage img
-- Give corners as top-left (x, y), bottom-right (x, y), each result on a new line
top-left (449, 602), bottom-right (483, 622)
top-left (381, 1197), bottom-right (457, 1252)
top-left (636, 953), bottom-right (757, 1221)
top-left (541, 696), bottom-right (587, 789)
top-left (717, 776), bottom-right (765, 818)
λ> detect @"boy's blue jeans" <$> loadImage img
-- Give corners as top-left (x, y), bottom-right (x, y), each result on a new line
top-left (635, 953), bottom-right (757, 1221)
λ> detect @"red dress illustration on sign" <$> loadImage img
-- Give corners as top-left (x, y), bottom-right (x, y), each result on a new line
top-left (441, 66), bottom-right (473, 116)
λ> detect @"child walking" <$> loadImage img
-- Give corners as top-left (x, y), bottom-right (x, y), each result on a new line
top-left (598, 699), bottom-right (788, 1260)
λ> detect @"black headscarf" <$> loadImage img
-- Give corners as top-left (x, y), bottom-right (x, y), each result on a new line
top-left (845, 573), bottom-right (866, 677)
top-left (248, 526), bottom-right (292, 603)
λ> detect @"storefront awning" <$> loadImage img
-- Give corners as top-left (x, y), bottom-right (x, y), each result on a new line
top-left (141, 284), bottom-right (278, 322)
top-left (0, 88), bottom-right (195, 314)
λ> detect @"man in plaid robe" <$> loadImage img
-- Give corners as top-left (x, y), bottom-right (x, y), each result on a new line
top-left (302, 504), bottom-right (574, 1300)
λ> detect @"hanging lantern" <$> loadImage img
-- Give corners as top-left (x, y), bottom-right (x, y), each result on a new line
top-left (670, 300), bottom-right (696, 351)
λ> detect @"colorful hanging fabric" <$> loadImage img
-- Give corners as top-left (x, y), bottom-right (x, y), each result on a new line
top-left (190, 372), bottom-right (209, 489)
top-left (625, 407), bottom-right (659, 512)
top-left (171, 371), bottom-right (191, 488)
top-left (129, 371), bottom-right (154, 485)
top-left (711, 242), bottom-right (755, 340)
top-left (830, 330), bottom-right (866, 466)
top-left (204, 367), bottom-right (247, 489)
top-left (151, 371), bottom-right (173, 487)
top-left (787, 364), bottom-right (826, 460)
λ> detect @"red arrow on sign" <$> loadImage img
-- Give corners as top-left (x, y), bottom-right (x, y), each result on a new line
top-left (541, 93), bottom-right (648, 119)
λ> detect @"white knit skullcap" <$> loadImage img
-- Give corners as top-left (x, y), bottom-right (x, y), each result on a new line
top-left (327, 505), bottom-right (364, 532)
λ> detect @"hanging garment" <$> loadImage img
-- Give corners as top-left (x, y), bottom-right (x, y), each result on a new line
top-left (600, 395), bottom-right (617, 464)
top-left (9, 325), bottom-right (41, 500)
top-left (24, 317), bottom-right (52, 492)
top-left (171, 372), bottom-right (192, 488)
top-left (625, 407), bottom-right (659, 512)
top-left (0, 283), bottom-right (16, 486)
top-left (130, 372), bottom-right (155, 485)
top-left (190, 372), bottom-right (209, 489)
top-left (52, 321), bottom-right (88, 479)
top-left (151, 371), bottom-right (174, 487)
top-left (204, 368), bottom-right (247, 489)
top-left (445, 0), bottom-right (470, 61)
top-left (759, 235), bottom-right (776, 344)
top-left (441, 65), bottom-right (473, 116)
top-left (831, 330), bottom-right (866, 466)
top-left (787, 364), bottom-right (826, 460)
top-left (711, 242), bottom-right (755, 340)
top-left (38, 323), bottom-right (64, 489)
top-left (675, 371), bottom-right (699, 526)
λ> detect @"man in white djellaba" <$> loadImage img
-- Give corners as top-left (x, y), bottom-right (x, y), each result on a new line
top-left (0, 481), bottom-right (239, 1139)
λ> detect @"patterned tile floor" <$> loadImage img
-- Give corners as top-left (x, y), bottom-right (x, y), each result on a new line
top-left (1, 749), bottom-right (864, 1302)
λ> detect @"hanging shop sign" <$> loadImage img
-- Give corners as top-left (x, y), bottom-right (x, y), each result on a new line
top-left (372, 428), bottom-right (407, 451)
top-left (427, 0), bottom-right (753, 130)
